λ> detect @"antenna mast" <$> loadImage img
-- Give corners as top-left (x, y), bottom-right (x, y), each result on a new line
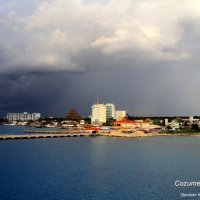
top-left (97, 92), bottom-right (99, 104)
top-left (125, 97), bottom-right (128, 113)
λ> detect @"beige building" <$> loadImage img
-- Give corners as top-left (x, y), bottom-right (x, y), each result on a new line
top-left (91, 104), bottom-right (106, 125)
top-left (115, 110), bottom-right (126, 120)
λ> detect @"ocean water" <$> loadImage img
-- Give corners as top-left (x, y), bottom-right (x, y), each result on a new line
top-left (0, 125), bottom-right (61, 135)
top-left (0, 135), bottom-right (200, 200)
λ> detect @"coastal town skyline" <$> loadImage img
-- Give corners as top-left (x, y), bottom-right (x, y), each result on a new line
top-left (1, 0), bottom-right (200, 117)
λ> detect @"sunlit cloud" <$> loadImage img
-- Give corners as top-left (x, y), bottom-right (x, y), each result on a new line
top-left (0, 0), bottom-right (199, 73)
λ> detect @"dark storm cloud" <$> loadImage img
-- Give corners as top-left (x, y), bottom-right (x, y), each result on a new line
top-left (1, 64), bottom-right (200, 117)
top-left (1, 0), bottom-right (200, 117)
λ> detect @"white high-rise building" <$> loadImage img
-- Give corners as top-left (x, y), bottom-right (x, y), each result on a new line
top-left (115, 110), bottom-right (126, 121)
top-left (106, 103), bottom-right (116, 121)
top-left (7, 112), bottom-right (41, 122)
top-left (91, 104), bottom-right (106, 125)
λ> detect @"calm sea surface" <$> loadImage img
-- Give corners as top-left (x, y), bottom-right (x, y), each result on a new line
top-left (0, 125), bottom-right (61, 135)
top-left (0, 126), bottom-right (200, 200)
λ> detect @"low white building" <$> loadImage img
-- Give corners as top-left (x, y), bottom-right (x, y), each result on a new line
top-left (115, 110), bottom-right (126, 121)
top-left (181, 116), bottom-right (199, 125)
top-left (167, 121), bottom-right (180, 130)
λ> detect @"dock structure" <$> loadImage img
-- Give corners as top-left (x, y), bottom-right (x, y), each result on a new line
top-left (0, 132), bottom-right (97, 140)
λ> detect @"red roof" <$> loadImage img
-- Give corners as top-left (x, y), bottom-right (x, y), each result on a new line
top-left (85, 127), bottom-right (102, 131)
top-left (113, 120), bottom-right (136, 124)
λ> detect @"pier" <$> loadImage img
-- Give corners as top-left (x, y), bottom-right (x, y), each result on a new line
top-left (0, 132), bottom-right (97, 140)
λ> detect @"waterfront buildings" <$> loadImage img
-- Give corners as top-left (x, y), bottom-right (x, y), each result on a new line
top-left (91, 102), bottom-right (126, 125)
top-left (113, 120), bottom-right (136, 129)
top-left (106, 103), bottom-right (116, 121)
top-left (91, 104), bottom-right (106, 125)
top-left (164, 116), bottom-right (200, 129)
top-left (7, 112), bottom-right (41, 122)
top-left (115, 110), bottom-right (126, 120)
top-left (166, 121), bottom-right (180, 130)
top-left (113, 119), bottom-right (161, 131)
top-left (181, 116), bottom-right (199, 125)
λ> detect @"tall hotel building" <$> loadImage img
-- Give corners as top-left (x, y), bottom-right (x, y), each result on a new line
top-left (91, 102), bottom-right (126, 125)
top-left (91, 104), bottom-right (106, 125)
top-left (7, 112), bottom-right (41, 122)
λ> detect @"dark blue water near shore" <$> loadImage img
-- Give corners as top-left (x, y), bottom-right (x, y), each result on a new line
top-left (1, 136), bottom-right (200, 200)
top-left (0, 125), bottom-right (61, 135)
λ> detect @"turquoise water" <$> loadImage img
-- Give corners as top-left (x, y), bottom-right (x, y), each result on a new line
top-left (0, 135), bottom-right (200, 200)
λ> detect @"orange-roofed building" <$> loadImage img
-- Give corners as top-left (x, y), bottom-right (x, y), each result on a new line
top-left (113, 120), bottom-right (141, 129)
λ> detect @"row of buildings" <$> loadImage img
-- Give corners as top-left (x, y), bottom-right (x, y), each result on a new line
top-left (91, 103), bottom-right (126, 125)
top-left (165, 116), bottom-right (200, 130)
top-left (6, 112), bottom-right (41, 122)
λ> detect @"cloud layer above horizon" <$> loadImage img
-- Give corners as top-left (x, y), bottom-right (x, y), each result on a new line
top-left (1, 0), bottom-right (200, 117)
top-left (1, 0), bottom-right (200, 74)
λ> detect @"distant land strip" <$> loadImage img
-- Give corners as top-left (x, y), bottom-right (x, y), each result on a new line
top-left (1, 130), bottom-right (200, 140)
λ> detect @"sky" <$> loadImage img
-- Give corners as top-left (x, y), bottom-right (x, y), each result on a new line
top-left (1, 0), bottom-right (200, 117)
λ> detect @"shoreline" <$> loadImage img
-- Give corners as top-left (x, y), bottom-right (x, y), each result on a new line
top-left (100, 130), bottom-right (200, 138)
top-left (100, 134), bottom-right (200, 138)
top-left (1, 129), bottom-right (200, 140)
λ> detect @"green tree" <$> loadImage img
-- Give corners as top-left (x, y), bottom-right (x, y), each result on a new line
top-left (106, 117), bottom-right (116, 126)
top-left (84, 117), bottom-right (91, 124)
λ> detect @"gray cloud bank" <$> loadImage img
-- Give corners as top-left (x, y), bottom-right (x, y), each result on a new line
top-left (1, 0), bottom-right (200, 117)
top-left (1, 0), bottom-right (199, 73)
